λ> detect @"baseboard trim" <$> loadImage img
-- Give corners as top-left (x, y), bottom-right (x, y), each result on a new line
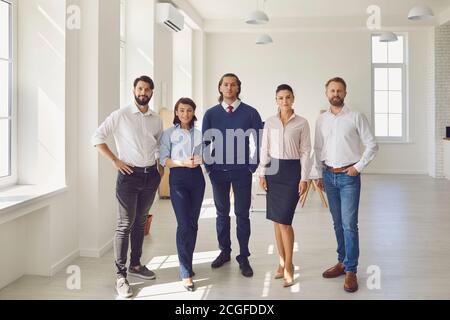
top-left (50, 249), bottom-right (80, 276)
top-left (99, 238), bottom-right (114, 257)
top-left (79, 238), bottom-right (114, 258)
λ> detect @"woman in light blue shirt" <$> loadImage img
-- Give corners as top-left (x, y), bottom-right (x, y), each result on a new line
top-left (160, 97), bottom-right (205, 292)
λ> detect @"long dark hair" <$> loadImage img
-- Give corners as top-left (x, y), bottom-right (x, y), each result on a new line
top-left (173, 97), bottom-right (198, 129)
top-left (218, 73), bottom-right (242, 102)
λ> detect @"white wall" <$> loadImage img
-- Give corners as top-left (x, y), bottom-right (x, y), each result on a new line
top-left (125, 0), bottom-right (155, 108)
top-left (173, 24), bottom-right (193, 103)
top-left (192, 29), bottom-right (205, 116)
top-left (153, 22), bottom-right (173, 111)
top-left (440, 7), bottom-right (450, 25)
top-left (205, 29), bottom-right (431, 174)
top-left (18, 0), bottom-right (66, 186)
top-left (0, 0), bottom-right (80, 290)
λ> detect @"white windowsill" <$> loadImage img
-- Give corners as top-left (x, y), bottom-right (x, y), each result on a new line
top-left (0, 184), bottom-right (68, 215)
top-left (376, 140), bottom-right (414, 144)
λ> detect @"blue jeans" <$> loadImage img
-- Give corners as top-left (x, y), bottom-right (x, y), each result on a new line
top-left (170, 167), bottom-right (205, 279)
top-left (323, 170), bottom-right (361, 274)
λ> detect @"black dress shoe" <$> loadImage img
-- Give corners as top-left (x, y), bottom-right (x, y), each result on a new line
top-left (211, 252), bottom-right (231, 268)
top-left (238, 260), bottom-right (254, 277)
top-left (184, 283), bottom-right (195, 292)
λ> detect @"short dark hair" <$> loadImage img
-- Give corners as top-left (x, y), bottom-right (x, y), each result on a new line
top-left (218, 73), bottom-right (241, 102)
top-left (134, 75), bottom-right (154, 89)
top-left (276, 84), bottom-right (295, 97)
top-left (325, 77), bottom-right (347, 90)
top-left (173, 97), bottom-right (198, 129)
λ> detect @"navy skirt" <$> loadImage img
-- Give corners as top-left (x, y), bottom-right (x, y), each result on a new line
top-left (266, 159), bottom-right (301, 225)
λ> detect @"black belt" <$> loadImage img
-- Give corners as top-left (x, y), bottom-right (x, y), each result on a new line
top-left (133, 165), bottom-right (157, 173)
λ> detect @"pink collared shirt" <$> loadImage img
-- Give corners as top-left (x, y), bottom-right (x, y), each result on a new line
top-left (259, 112), bottom-right (312, 181)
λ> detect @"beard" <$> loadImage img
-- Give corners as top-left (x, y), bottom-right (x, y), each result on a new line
top-left (135, 94), bottom-right (152, 106)
top-left (329, 96), bottom-right (344, 107)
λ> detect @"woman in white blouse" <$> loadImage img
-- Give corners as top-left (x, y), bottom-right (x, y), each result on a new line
top-left (258, 84), bottom-right (311, 287)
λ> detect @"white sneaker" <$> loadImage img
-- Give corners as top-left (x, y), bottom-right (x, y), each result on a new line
top-left (116, 277), bottom-right (133, 298)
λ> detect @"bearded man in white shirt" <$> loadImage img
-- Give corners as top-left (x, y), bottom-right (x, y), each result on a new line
top-left (315, 77), bottom-right (378, 293)
top-left (92, 76), bottom-right (164, 298)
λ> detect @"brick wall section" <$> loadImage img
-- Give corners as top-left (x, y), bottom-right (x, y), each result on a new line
top-left (428, 28), bottom-right (436, 177)
top-left (434, 24), bottom-right (450, 178)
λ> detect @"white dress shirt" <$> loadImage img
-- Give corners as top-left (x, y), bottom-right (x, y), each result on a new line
top-left (259, 112), bottom-right (312, 181)
top-left (91, 104), bottom-right (163, 167)
top-left (314, 105), bottom-right (378, 178)
top-left (221, 99), bottom-right (241, 112)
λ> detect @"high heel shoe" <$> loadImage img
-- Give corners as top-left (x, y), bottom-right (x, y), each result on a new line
top-left (182, 278), bottom-right (195, 292)
top-left (283, 265), bottom-right (295, 287)
top-left (274, 264), bottom-right (294, 280)
top-left (283, 278), bottom-right (295, 287)
top-left (274, 265), bottom-right (284, 279)
top-left (184, 283), bottom-right (195, 292)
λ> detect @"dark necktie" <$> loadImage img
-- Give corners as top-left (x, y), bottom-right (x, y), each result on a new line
top-left (227, 105), bottom-right (234, 113)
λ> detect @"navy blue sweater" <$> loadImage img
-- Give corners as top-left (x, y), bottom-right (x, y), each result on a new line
top-left (202, 102), bottom-right (263, 172)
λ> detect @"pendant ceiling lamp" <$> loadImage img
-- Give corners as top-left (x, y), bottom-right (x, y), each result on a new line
top-left (408, 5), bottom-right (434, 20)
top-left (256, 33), bottom-right (273, 45)
top-left (246, 0), bottom-right (269, 24)
top-left (379, 31), bottom-right (398, 42)
top-left (246, 10), bottom-right (269, 24)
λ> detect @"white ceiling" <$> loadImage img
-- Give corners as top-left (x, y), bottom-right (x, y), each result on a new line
top-left (187, 0), bottom-right (450, 20)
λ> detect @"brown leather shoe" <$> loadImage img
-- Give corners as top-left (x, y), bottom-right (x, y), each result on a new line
top-left (322, 262), bottom-right (346, 278)
top-left (344, 272), bottom-right (358, 293)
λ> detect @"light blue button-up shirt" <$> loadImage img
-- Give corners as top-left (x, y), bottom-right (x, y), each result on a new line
top-left (160, 124), bottom-right (203, 167)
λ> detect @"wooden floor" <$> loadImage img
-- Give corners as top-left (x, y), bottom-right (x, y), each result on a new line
top-left (1, 174), bottom-right (450, 300)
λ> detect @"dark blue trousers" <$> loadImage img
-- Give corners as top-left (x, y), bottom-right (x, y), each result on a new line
top-left (208, 168), bottom-right (253, 262)
top-left (169, 167), bottom-right (205, 279)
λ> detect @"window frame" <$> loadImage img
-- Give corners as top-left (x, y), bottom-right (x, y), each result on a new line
top-left (0, 0), bottom-right (17, 188)
top-left (371, 33), bottom-right (409, 143)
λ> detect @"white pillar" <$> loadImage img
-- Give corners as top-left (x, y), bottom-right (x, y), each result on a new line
top-left (77, 0), bottom-right (120, 257)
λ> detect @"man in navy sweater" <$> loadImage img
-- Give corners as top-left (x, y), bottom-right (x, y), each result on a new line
top-left (202, 73), bottom-right (263, 277)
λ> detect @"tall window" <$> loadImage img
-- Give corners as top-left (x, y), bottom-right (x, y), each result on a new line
top-left (371, 34), bottom-right (408, 141)
top-left (0, 0), bottom-right (12, 181)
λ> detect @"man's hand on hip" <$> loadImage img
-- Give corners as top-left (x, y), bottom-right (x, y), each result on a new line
top-left (112, 158), bottom-right (134, 175)
top-left (344, 166), bottom-right (360, 176)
